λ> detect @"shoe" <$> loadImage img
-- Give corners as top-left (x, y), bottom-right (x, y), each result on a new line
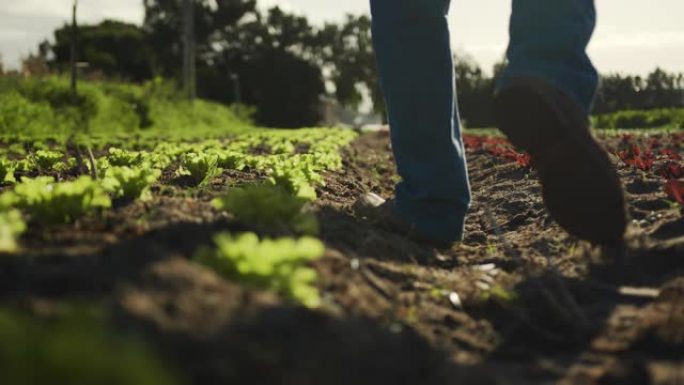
top-left (353, 193), bottom-right (456, 250)
top-left (494, 77), bottom-right (627, 246)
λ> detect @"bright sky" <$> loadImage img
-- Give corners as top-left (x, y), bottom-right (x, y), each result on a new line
top-left (2, 0), bottom-right (684, 76)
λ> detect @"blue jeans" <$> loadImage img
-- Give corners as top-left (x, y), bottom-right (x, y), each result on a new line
top-left (370, 0), bottom-right (598, 243)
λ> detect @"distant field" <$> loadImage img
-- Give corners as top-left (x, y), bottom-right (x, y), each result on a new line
top-left (0, 77), bottom-right (682, 384)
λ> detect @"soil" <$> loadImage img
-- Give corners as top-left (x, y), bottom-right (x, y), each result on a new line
top-left (2, 131), bottom-right (684, 385)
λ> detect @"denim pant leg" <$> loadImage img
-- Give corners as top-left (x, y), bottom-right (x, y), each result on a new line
top-left (500, 0), bottom-right (599, 113)
top-left (370, 0), bottom-right (471, 243)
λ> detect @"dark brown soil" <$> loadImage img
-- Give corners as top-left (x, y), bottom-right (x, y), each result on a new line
top-left (2, 131), bottom-right (684, 385)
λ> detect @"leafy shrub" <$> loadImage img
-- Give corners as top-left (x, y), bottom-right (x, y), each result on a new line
top-left (0, 210), bottom-right (26, 252)
top-left (177, 153), bottom-right (221, 186)
top-left (9, 77), bottom-right (99, 132)
top-left (0, 76), bottom-right (252, 137)
top-left (103, 166), bottom-right (161, 202)
top-left (213, 184), bottom-right (318, 235)
top-left (195, 232), bottom-right (325, 307)
top-left (2, 176), bottom-right (111, 224)
top-left (0, 308), bottom-right (178, 385)
top-left (0, 91), bottom-right (59, 134)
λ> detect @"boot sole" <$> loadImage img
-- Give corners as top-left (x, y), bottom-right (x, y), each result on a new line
top-left (494, 83), bottom-right (627, 245)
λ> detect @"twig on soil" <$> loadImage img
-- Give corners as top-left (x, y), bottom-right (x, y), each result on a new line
top-left (86, 145), bottom-right (98, 180)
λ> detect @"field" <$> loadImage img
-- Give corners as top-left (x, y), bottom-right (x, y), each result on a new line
top-left (1, 80), bottom-right (683, 384)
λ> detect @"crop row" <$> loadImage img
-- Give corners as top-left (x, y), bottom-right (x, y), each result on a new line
top-left (0, 128), bottom-right (357, 308)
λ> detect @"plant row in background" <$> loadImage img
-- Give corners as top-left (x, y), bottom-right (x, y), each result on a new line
top-left (593, 108), bottom-right (684, 130)
top-left (0, 127), bottom-right (357, 309)
top-left (464, 131), bottom-right (684, 209)
top-left (462, 134), bottom-right (532, 168)
top-left (609, 133), bottom-right (684, 208)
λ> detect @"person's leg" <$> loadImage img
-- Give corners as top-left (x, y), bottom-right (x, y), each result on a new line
top-left (369, 0), bottom-right (471, 244)
top-left (501, 0), bottom-right (598, 112)
top-left (495, 0), bottom-right (627, 246)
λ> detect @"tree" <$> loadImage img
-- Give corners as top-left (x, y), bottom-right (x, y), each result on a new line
top-left (142, 0), bottom-right (256, 78)
top-left (594, 68), bottom-right (684, 113)
top-left (207, 6), bottom-right (325, 127)
top-left (644, 68), bottom-right (682, 109)
top-left (453, 54), bottom-right (496, 128)
top-left (46, 20), bottom-right (156, 82)
top-left (316, 15), bottom-right (385, 118)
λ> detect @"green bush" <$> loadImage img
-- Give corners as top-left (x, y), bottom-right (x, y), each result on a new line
top-left (0, 76), bottom-right (252, 137)
top-left (0, 91), bottom-right (60, 134)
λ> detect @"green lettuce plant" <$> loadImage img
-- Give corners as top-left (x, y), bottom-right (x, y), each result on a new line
top-left (103, 166), bottom-right (161, 202)
top-left (107, 147), bottom-right (146, 167)
top-left (212, 183), bottom-right (318, 235)
top-left (0, 210), bottom-right (26, 252)
top-left (0, 158), bottom-right (16, 184)
top-left (177, 152), bottom-right (221, 186)
top-left (195, 232), bottom-right (325, 307)
top-left (0, 308), bottom-right (178, 385)
top-left (32, 149), bottom-right (63, 171)
top-left (1, 176), bottom-right (111, 224)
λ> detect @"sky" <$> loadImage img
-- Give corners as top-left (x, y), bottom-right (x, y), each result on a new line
top-left (2, 0), bottom-right (684, 76)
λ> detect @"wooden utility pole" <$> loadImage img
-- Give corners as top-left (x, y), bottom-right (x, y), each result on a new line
top-left (182, 0), bottom-right (196, 100)
top-left (70, 0), bottom-right (78, 98)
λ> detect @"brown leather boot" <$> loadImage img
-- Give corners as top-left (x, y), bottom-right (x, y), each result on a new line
top-left (353, 193), bottom-right (456, 250)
